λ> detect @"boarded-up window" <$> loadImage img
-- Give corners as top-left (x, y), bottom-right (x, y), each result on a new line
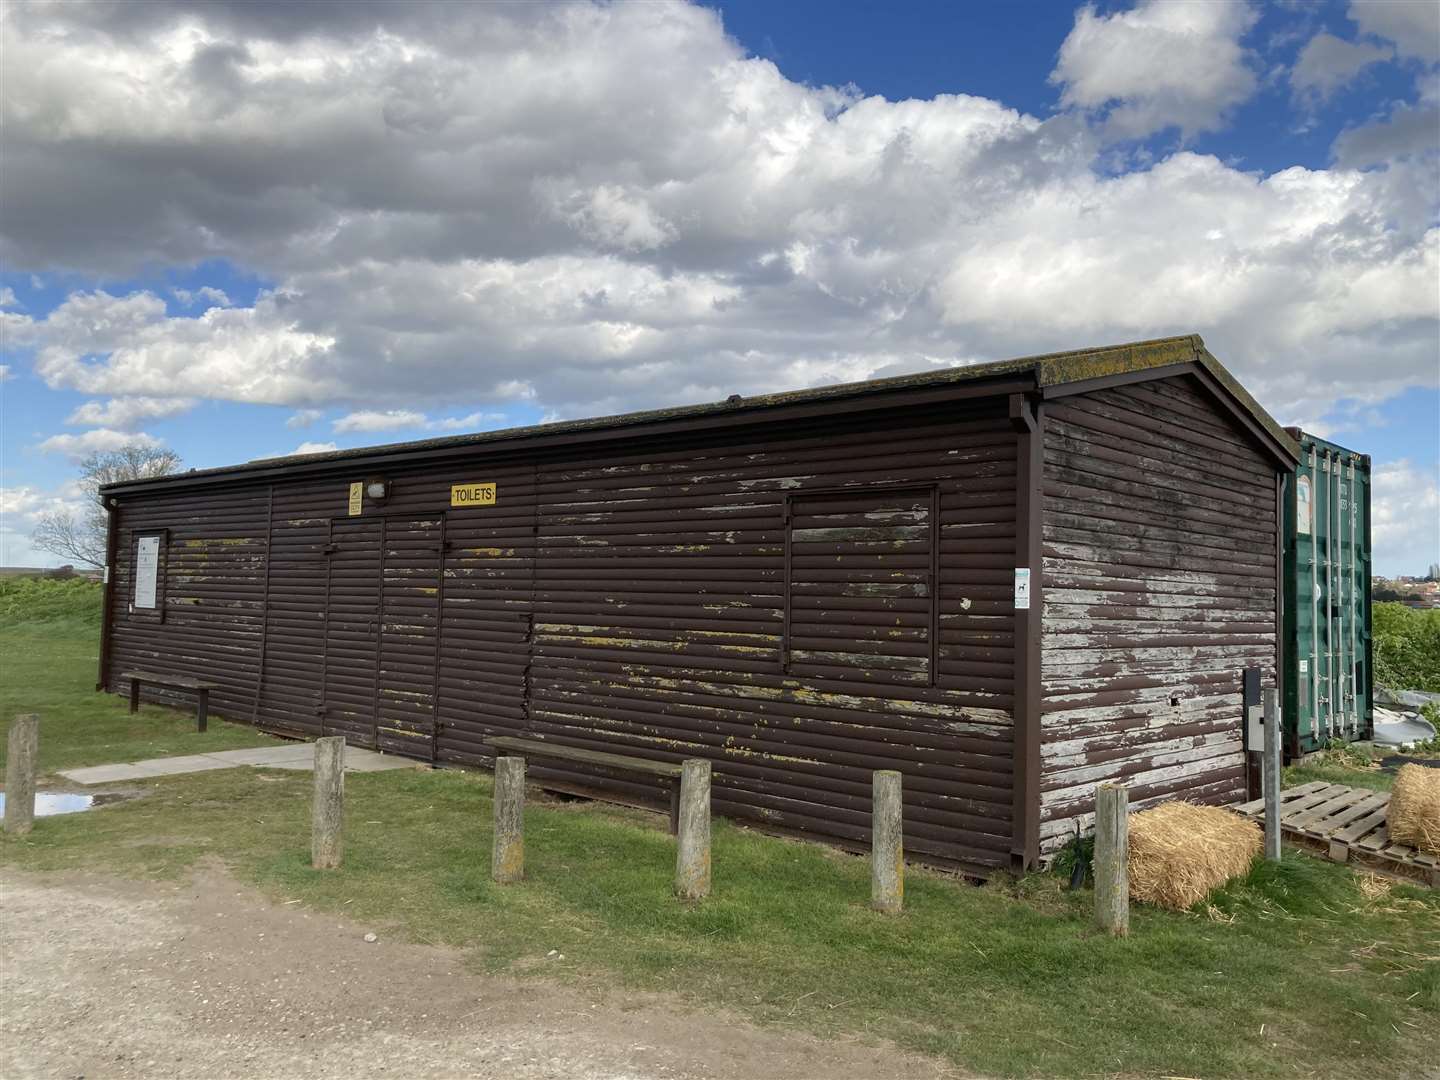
top-left (785, 487), bottom-right (937, 686)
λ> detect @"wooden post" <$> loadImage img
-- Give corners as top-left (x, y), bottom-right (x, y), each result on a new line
top-left (1094, 781), bottom-right (1129, 937)
top-left (674, 758), bottom-right (711, 900)
top-left (1263, 687), bottom-right (1282, 862)
top-left (491, 755), bottom-right (525, 884)
top-left (311, 736), bottom-right (345, 870)
top-left (4, 714), bottom-right (39, 837)
top-left (871, 770), bottom-right (904, 914)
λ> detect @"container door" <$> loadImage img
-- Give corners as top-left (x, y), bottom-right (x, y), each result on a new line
top-left (1292, 464), bottom-right (1321, 749)
top-left (375, 517), bottom-right (443, 757)
top-left (1336, 457), bottom-right (1366, 741)
top-left (1303, 447), bottom-right (1366, 748)
top-left (322, 518), bottom-right (383, 747)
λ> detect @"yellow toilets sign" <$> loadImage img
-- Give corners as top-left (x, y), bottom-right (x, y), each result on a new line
top-left (451, 482), bottom-right (497, 508)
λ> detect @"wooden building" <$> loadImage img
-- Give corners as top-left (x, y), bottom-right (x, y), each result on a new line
top-left (97, 334), bottom-right (1298, 875)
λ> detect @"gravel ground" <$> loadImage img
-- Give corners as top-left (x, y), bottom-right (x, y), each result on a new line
top-left (1, 868), bottom-right (955, 1080)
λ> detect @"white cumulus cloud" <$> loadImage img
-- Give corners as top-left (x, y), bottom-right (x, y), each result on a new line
top-left (332, 409), bottom-right (427, 433)
top-left (288, 441), bottom-right (339, 456)
top-left (1373, 459), bottom-right (1440, 574)
top-left (37, 428), bottom-right (164, 460)
top-left (1051, 0), bottom-right (1260, 138)
top-left (65, 396), bottom-right (196, 429)
top-left (0, 0), bottom-right (1432, 440)
top-left (1349, 0), bottom-right (1440, 62)
top-left (1291, 32), bottom-right (1393, 104)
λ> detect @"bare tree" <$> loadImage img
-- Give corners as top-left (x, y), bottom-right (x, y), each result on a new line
top-left (31, 445), bottom-right (182, 568)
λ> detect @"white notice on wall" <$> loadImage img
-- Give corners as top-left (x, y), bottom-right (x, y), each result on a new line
top-left (1014, 567), bottom-right (1031, 610)
top-left (134, 535), bottom-right (160, 609)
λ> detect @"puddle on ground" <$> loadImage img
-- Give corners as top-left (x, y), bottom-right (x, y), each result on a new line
top-left (0, 791), bottom-right (137, 817)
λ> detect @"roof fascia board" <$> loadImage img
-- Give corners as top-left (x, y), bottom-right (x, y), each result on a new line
top-left (103, 372), bottom-right (1038, 497)
top-left (1188, 364), bottom-right (1300, 469)
top-left (1037, 361), bottom-right (1198, 400)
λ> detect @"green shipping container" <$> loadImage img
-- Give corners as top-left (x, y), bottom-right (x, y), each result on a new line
top-left (1281, 429), bottom-right (1373, 756)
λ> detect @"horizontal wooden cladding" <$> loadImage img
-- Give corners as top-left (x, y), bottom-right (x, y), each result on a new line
top-left (104, 403), bottom-right (1020, 874)
top-left (1037, 375), bottom-right (1278, 856)
top-left (106, 487), bottom-right (270, 722)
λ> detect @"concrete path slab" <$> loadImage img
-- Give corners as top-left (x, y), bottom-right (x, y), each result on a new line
top-left (57, 763), bottom-right (154, 785)
top-left (129, 755), bottom-right (239, 777)
top-left (267, 749), bottom-right (419, 773)
top-left (58, 743), bottom-right (423, 785)
top-left (204, 745), bottom-right (314, 766)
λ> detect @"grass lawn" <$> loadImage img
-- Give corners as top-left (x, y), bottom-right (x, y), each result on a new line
top-left (3, 581), bottom-right (1438, 1078)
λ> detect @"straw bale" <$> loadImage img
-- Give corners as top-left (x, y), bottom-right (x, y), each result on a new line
top-left (1388, 764), bottom-right (1440, 855)
top-left (1127, 801), bottom-right (1260, 910)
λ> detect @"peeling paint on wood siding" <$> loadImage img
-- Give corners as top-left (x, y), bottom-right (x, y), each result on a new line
top-left (105, 404), bottom-right (1019, 874)
top-left (1037, 375), bottom-right (1277, 856)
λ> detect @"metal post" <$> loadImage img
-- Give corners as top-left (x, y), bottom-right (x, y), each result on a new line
top-left (674, 758), bottom-right (711, 901)
top-left (871, 770), bottom-right (904, 914)
top-left (1094, 782), bottom-right (1129, 937)
top-left (4, 714), bottom-right (39, 836)
top-left (196, 689), bottom-right (209, 734)
top-left (491, 755), bottom-right (525, 884)
top-left (311, 736), bottom-right (345, 869)
top-left (1263, 688), bottom-right (1282, 862)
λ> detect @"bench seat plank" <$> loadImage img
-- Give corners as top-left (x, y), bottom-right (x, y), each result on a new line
top-left (489, 736), bottom-right (683, 778)
top-left (488, 736), bottom-right (685, 833)
top-left (121, 669), bottom-right (221, 691)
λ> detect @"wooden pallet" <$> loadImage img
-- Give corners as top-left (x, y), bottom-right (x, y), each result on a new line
top-left (1234, 781), bottom-right (1439, 888)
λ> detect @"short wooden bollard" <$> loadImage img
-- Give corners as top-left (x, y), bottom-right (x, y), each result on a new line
top-left (311, 736), bottom-right (345, 870)
top-left (1094, 781), bottom-right (1130, 937)
top-left (870, 770), bottom-right (903, 914)
top-left (4, 714), bottom-right (39, 837)
top-left (491, 755), bottom-right (525, 884)
top-left (674, 758), bottom-right (711, 900)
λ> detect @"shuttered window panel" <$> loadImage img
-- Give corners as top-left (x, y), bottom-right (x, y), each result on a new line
top-left (784, 487), bottom-right (937, 686)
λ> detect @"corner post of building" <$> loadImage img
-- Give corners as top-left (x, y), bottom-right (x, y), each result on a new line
top-left (95, 496), bottom-right (119, 693)
top-left (1008, 391), bottom-right (1044, 873)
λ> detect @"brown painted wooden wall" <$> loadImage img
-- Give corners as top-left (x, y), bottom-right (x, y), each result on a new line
top-left (104, 401), bottom-right (1020, 872)
top-left (101, 367), bottom-right (1287, 875)
top-left (1037, 374), bottom-right (1278, 856)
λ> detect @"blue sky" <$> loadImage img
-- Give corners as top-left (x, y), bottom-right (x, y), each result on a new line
top-left (1, 0), bottom-right (1437, 572)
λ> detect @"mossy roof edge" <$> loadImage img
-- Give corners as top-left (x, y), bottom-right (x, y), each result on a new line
top-left (103, 333), bottom-right (1296, 493)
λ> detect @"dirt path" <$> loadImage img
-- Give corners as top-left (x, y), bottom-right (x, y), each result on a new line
top-left (1, 868), bottom-right (955, 1080)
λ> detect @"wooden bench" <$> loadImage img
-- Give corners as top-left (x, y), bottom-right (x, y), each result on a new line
top-left (488, 736), bottom-right (686, 833)
top-left (121, 669), bottom-right (221, 733)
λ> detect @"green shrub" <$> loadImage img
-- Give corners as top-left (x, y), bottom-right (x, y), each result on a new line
top-left (1372, 602), bottom-right (1440, 693)
top-left (0, 576), bottom-right (103, 625)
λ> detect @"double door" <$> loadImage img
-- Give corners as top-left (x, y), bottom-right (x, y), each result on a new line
top-left (321, 516), bottom-right (443, 757)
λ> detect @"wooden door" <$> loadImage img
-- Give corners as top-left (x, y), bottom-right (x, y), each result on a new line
top-left (322, 518), bottom-right (383, 746)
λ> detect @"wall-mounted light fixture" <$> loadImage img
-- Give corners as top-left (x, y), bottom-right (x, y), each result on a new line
top-left (365, 477), bottom-right (390, 503)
